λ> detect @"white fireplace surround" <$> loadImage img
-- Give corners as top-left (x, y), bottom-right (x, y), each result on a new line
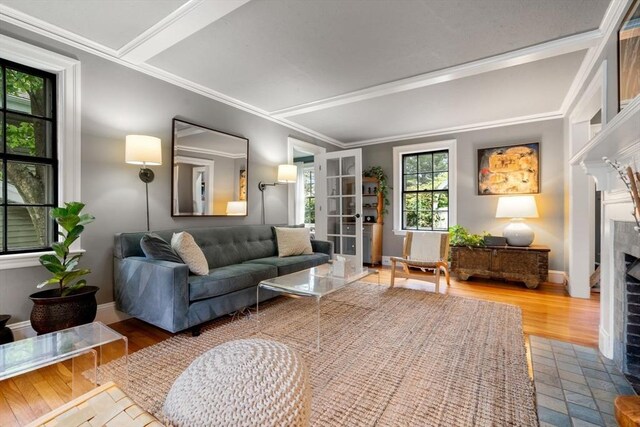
top-left (572, 95), bottom-right (640, 358)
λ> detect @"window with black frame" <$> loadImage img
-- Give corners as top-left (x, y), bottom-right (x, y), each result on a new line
top-left (401, 150), bottom-right (449, 231)
top-left (1, 59), bottom-right (57, 254)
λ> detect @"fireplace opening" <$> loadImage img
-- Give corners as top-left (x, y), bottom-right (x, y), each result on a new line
top-left (625, 253), bottom-right (640, 391)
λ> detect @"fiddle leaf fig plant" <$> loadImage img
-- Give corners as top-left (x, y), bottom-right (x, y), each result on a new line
top-left (38, 202), bottom-right (95, 296)
top-left (363, 166), bottom-right (391, 216)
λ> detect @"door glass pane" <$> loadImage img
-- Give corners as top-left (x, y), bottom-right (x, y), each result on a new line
top-left (342, 219), bottom-right (355, 235)
top-left (342, 196), bottom-right (356, 216)
top-left (341, 156), bottom-right (356, 175)
top-left (327, 217), bottom-right (340, 235)
top-left (326, 158), bottom-right (340, 176)
top-left (6, 113), bottom-right (53, 158)
top-left (342, 176), bottom-right (355, 196)
top-left (7, 206), bottom-right (51, 250)
top-left (327, 197), bottom-right (340, 215)
top-left (327, 177), bottom-right (340, 196)
top-left (342, 237), bottom-right (356, 255)
top-left (7, 162), bottom-right (54, 204)
top-left (329, 235), bottom-right (340, 255)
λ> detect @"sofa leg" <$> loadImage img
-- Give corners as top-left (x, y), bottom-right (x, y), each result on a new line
top-left (191, 326), bottom-right (201, 337)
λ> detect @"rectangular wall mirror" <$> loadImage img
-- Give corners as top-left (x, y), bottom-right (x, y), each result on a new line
top-left (171, 118), bottom-right (248, 216)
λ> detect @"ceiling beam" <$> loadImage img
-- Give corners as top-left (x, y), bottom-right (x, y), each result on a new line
top-left (118, 0), bottom-right (251, 64)
top-left (271, 30), bottom-right (602, 119)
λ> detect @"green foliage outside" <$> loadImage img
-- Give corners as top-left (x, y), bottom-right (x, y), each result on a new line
top-left (448, 225), bottom-right (488, 247)
top-left (3, 68), bottom-right (51, 248)
top-left (38, 202), bottom-right (95, 296)
top-left (402, 152), bottom-right (448, 230)
top-left (303, 167), bottom-right (315, 224)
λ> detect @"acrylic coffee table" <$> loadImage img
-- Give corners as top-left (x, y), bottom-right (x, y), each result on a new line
top-left (0, 321), bottom-right (128, 397)
top-left (256, 264), bottom-right (379, 351)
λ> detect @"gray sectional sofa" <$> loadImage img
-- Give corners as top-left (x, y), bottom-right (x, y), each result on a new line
top-left (114, 225), bottom-right (332, 334)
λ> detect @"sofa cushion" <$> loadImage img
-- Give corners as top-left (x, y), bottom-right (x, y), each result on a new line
top-left (244, 253), bottom-right (330, 276)
top-left (172, 232), bottom-right (209, 276)
top-left (189, 263), bottom-right (278, 302)
top-left (274, 227), bottom-right (313, 257)
top-left (140, 233), bottom-right (183, 263)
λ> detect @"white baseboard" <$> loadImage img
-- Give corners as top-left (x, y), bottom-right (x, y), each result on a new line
top-left (548, 270), bottom-right (567, 285)
top-left (8, 302), bottom-right (131, 340)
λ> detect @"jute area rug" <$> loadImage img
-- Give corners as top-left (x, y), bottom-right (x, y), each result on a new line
top-left (104, 282), bottom-right (537, 426)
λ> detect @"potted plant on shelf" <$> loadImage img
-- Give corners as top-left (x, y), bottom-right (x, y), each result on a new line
top-left (29, 202), bottom-right (97, 335)
top-left (363, 166), bottom-right (390, 223)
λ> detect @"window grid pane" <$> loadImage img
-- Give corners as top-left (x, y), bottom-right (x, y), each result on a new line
top-left (401, 150), bottom-right (449, 231)
top-left (1, 59), bottom-right (57, 255)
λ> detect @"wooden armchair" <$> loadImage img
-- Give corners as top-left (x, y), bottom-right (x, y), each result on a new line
top-left (390, 231), bottom-right (451, 293)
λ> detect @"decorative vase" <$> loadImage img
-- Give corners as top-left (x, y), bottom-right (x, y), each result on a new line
top-left (29, 286), bottom-right (99, 335)
top-left (0, 315), bottom-right (14, 344)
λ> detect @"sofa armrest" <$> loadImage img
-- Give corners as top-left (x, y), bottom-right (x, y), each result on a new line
top-left (311, 239), bottom-right (333, 258)
top-left (114, 256), bottom-right (190, 333)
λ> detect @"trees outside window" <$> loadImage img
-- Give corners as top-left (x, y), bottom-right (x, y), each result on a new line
top-left (401, 150), bottom-right (449, 231)
top-left (303, 166), bottom-right (315, 226)
top-left (1, 59), bottom-right (57, 254)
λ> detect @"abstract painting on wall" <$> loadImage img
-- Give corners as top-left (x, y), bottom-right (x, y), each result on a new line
top-left (477, 143), bottom-right (539, 195)
top-left (619, 0), bottom-right (640, 110)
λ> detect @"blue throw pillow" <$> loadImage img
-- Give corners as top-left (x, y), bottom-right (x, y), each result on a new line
top-left (140, 233), bottom-right (183, 263)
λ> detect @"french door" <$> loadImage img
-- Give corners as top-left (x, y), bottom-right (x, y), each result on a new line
top-left (315, 149), bottom-right (363, 266)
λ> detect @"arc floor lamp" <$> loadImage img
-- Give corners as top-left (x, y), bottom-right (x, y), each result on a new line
top-left (125, 135), bottom-right (162, 231)
top-left (258, 164), bottom-right (297, 224)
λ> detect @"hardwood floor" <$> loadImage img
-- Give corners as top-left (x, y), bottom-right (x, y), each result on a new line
top-left (0, 268), bottom-right (599, 426)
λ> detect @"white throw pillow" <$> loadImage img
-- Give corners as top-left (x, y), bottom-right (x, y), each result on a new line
top-left (171, 232), bottom-right (209, 275)
top-left (275, 227), bottom-right (313, 257)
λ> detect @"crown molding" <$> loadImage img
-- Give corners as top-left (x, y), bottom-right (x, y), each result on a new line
top-left (560, 0), bottom-right (630, 115)
top-left (344, 111), bottom-right (563, 147)
top-left (270, 30), bottom-right (601, 119)
top-left (118, 0), bottom-right (250, 63)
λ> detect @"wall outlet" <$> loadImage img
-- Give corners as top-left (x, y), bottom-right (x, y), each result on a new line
top-left (382, 256), bottom-right (391, 266)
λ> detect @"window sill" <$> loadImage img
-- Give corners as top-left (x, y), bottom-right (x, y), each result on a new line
top-left (0, 249), bottom-right (85, 270)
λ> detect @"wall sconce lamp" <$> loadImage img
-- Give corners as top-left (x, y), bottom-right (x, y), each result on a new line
top-left (258, 164), bottom-right (297, 224)
top-left (496, 195), bottom-right (539, 246)
top-left (125, 135), bottom-right (162, 231)
top-left (226, 200), bottom-right (247, 216)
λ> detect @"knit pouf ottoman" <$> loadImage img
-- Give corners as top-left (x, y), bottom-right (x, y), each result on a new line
top-left (163, 339), bottom-right (311, 427)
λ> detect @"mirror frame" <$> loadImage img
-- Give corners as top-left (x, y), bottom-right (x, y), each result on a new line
top-left (171, 118), bottom-right (249, 217)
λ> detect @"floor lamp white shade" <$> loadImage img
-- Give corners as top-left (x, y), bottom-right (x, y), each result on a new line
top-left (496, 196), bottom-right (539, 246)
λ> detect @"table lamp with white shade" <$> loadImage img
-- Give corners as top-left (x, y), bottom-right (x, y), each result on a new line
top-left (226, 200), bottom-right (247, 216)
top-left (495, 195), bottom-right (539, 246)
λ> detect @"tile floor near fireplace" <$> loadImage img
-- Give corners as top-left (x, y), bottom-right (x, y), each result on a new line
top-left (531, 335), bottom-right (636, 427)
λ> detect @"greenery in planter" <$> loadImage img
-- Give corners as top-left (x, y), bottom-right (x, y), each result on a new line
top-left (449, 225), bottom-right (488, 247)
top-left (38, 202), bottom-right (95, 296)
top-left (363, 166), bottom-right (390, 216)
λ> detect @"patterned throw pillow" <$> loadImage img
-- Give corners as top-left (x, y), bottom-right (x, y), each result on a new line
top-left (274, 227), bottom-right (313, 257)
top-left (171, 232), bottom-right (209, 275)
top-left (140, 233), bottom-right (183, 263)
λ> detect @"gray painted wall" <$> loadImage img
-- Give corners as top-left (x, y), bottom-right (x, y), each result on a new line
top-left (362, 119), bottom-right (566, 271)
top-left (0, 24), bottom-right (334, 324)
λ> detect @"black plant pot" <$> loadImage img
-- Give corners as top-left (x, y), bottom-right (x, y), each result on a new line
top-left (0, 314), bottom-right (14, 344)
top-left (29, 286), bottom-right (99, 335)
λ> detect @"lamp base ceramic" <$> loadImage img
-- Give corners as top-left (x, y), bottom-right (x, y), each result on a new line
top-left (503, 219), bottom-right (534, 247)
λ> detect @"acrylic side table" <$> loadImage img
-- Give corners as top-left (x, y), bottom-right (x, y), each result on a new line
top-left (0, 321), bottom-right (128, 397)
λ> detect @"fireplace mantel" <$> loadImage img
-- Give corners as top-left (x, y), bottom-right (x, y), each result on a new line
top-left (571, 96), bottom-right (640, 192)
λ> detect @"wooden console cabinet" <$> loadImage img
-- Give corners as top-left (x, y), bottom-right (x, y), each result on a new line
top-left (450, 245), bottom-right (550, 288)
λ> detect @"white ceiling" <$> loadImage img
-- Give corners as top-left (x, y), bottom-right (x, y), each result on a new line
top-left (0, 0), bottom-right (613, 147)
